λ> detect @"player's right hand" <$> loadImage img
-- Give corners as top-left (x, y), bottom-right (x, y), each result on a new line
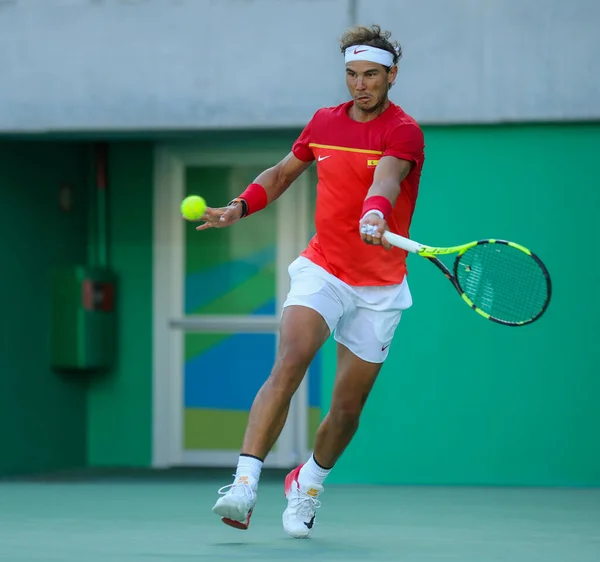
top-left (192, 201), bottom-right (244, 231)
top-left (359, 212), bottom-right (393, 250)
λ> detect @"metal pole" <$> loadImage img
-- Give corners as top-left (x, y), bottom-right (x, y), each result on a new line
top-left (95, 143), bottom-right (109, 269)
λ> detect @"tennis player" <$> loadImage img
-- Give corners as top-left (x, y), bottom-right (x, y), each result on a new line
top-left (189, 24), bottom-right (425, 537)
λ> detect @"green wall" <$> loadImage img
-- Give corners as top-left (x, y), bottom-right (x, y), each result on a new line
top-left (86, 143), bottom-right (154, 467)
top-left (8, 126), bottom-right (591, 484)
top-left (323, 123), bottom-right (600, 487)
top-left (84, 134), bottom-right (297, 468)
top-left (0, 142), bottom-right (89, 476)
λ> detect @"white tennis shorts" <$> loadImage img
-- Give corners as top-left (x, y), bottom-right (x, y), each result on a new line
top-left (282, 256), bottom-right (413, 363)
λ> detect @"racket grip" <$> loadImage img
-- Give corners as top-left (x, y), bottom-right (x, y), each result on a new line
top-left (383, 231), bottom-right (423, 253)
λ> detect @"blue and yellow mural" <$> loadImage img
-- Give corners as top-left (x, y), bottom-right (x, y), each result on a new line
top-left (183, 166), bottom-right (320, 451)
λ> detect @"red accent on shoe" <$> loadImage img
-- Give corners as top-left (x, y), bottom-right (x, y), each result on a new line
top-left (284, 464), bottom-right (304, 497)
top-left (221, 508), bottom-right (253, 530)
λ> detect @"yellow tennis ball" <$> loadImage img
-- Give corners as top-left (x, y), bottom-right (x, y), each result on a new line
top-left (181, 195), bottom-right (206, 220)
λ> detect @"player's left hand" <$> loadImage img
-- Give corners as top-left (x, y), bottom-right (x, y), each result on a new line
top-left (359, 212), bottom-right (392, 250)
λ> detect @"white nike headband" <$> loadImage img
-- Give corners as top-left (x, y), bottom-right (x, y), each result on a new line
top-left (344, 45), bottom-right (395, 67)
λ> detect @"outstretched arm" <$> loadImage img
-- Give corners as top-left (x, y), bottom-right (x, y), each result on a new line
top-left (188, 152), bottom-right (312, 231)
top-left (253, 152), bottom-right (313, 204)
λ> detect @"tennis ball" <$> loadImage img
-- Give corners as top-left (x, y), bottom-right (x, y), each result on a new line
top-left (181, 195), bottom-right (207, 220)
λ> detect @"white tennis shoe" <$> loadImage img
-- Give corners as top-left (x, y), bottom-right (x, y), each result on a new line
top-left (282, 465), bottom-right (323, 538)
top-left (212, 475), bottom-right (257, 530)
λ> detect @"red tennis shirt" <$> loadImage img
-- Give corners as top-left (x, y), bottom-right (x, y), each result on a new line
top-left (292, 100), bottom-right (425, 286)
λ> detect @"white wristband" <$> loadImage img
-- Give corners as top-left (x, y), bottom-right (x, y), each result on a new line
top-left (360, 209), bottom-right (385, 221)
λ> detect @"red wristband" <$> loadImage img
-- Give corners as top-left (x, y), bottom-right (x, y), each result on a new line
top-left (238, 183), bottom-right (268, 217)
top-left (361, 195), bottom-right (393, 220)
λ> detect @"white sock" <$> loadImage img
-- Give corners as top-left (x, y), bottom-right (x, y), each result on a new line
top-left (234, 454), bottom-right (263, 488)
top-left (298, 454), bottom-right (331, 487)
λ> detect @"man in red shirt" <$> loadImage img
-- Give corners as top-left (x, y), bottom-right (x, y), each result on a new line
top-left (190, 24), bottom-right (425, 537)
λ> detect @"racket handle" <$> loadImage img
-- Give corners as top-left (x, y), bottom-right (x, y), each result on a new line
top-left (383, 231), bottom-right (423, 253)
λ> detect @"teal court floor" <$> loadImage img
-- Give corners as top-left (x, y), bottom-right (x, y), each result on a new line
top-left (1, 469), bottom-right (599, 562)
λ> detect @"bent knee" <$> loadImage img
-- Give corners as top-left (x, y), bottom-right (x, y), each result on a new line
top-left (266, 347), bottom-right (314, 396)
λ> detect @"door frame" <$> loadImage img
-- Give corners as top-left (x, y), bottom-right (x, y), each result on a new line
top-left (152, 142), bottom-right (310, 468)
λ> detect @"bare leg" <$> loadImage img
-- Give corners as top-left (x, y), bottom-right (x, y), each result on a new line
top-left (213, 305), bottom-right (330, 530)
top-left (280, 342), bottom-right (383, 537)
top-left (241, 305), bottom-right (330, 460)
top-left (312, 342), bottom-right (382, 468)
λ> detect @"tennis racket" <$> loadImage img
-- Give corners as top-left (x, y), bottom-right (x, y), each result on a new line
top-left (382, 231), bottom-right (552, 326)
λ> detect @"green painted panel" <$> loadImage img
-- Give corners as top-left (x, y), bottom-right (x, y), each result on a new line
top-left (184, 409), bottom-right (249, 450)
top-left (86, 142), bottom-right (153, 467)
top-left (322, 123), bottom-right (600, 487)
top-left (0, 141), bottom-right (89, 476)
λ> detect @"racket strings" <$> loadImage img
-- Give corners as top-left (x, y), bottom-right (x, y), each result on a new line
top-left (455, 243), bottom-right (549, 323)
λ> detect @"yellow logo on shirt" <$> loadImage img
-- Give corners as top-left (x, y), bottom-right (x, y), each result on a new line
top-left (367, 159), bottom-right (380, 167)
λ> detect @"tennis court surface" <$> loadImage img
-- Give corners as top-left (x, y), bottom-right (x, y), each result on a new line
top-left (2, 469), bottom-right (599, 562)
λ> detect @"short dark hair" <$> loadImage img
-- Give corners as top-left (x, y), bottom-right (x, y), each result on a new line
top-left (339, 24), bottom-right (402, 68)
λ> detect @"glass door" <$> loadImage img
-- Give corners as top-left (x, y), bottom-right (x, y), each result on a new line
top-left (153, 144), bottom-right (318, 469)
top-left (179, 164), bottom-right (285, 466)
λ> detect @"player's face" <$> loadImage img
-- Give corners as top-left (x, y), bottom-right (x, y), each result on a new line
top-left (345, 61), bottom-right (397, 113)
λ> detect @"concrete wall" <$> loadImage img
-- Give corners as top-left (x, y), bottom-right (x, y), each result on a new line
top-left (360, 0), bottom-right (600, 123)
top-left (1, 0), bottom-right (598, 133)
